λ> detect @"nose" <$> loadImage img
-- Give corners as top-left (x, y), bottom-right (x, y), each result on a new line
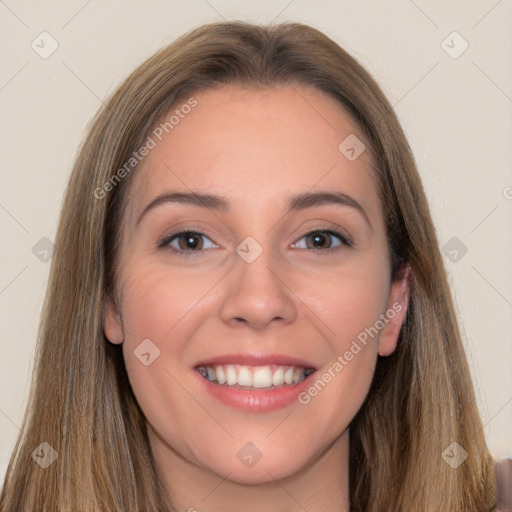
top-left (219, 248), bottom-right (298, 330)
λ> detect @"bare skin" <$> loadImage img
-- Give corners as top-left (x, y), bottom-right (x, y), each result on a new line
top-left (103, 84), bottom-right (410, 512)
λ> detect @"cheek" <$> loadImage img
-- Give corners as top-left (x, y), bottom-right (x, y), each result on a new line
top-left (118, 259), bottom-right (216, 344)
top-left (299, 251), bottom-right (390, 344)
top-left (293, 271), bottom-right (387, 442)
top-left (116, 262), bottom-right (204, 402)
top-left (295, 251), bottom-right (389, 406)
top-left (116, 262), bottom-right (220, 460)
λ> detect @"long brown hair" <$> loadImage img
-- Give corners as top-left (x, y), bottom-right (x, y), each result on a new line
top-left (0, 20), bottom-right (497, 511)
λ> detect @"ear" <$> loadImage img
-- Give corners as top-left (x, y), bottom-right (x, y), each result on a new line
top-left (103, 295), bottom-right (124, 345)
top-left (378, 263), bottom-right (412, 357)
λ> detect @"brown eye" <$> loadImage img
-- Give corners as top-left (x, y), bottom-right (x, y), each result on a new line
top-left (306, 231), bottom-right (332, 249)
top-left (159, 230), bottom-right (217, 254)
top-left (176, 232), bottom-right (204, 250)
top-left (294, 230), bottom-right (352, 250)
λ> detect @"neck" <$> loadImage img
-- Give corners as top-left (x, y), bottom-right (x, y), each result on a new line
top-left (149, 426), bottom-right (351, 512)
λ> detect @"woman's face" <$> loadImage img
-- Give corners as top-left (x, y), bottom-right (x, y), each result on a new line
top-left (104, 84), bottom-right (409, 484)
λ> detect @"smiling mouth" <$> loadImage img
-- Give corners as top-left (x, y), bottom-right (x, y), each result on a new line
top-left (196, 364), bottom-right (316, 390)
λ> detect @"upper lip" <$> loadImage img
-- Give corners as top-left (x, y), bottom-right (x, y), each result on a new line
top-left (194, 353), bottom-right (317, 369)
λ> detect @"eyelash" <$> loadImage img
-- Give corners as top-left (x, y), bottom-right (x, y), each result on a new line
top-left (157, 227), bottom-right (353, 259)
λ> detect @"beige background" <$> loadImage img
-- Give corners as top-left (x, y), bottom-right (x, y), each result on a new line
top-left (1, 0), bottom-right (511, 482)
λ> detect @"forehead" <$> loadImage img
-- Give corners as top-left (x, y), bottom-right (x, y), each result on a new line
top-left (126, 84), bottom-right (379, 223)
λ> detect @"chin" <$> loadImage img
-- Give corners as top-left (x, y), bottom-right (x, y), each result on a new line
top-left (200, 447), bottom-right (309, 485)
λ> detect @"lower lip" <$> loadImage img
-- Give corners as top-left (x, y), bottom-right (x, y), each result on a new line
top-left (194, 370), bottom-right (316, 413)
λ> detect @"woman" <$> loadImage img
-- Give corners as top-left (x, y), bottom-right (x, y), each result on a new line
top-left (0, 20), bottom-right (499, 511)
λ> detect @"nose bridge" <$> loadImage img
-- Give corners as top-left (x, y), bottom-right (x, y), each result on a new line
top-left (235, 238), bottom-right (279, 289)
top-left (219, 235), bottom-right (297, 328)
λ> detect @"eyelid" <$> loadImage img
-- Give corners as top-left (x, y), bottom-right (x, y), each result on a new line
top-left (157, 227), bottom-right (217, 249)
top-left (293, 222), bottom-right (353, 247)
top-left (291, 229), bottom-right (352, 250)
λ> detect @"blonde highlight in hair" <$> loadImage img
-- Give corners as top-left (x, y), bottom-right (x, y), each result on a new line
top-left (1, 21), bottom-right (497, 511)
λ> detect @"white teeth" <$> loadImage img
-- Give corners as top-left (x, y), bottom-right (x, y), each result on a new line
top-left (292, 367), bottom-right (301, 384)
top-left (238, 367), bottom-right (253, 386)
top-left (252, 367), bottom-right (273, 388)
top-left (215, 366), bottom-right (226, 384)
top-left (197, 364), bottom-right (314, 388)
top-left (225, 365), bottom-right (237, 385)
top-left (272, 368), bottom-right (285, 386)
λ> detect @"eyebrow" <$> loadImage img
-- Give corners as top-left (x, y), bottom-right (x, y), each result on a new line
top-left (136, 190), bottom-right (372, 230)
